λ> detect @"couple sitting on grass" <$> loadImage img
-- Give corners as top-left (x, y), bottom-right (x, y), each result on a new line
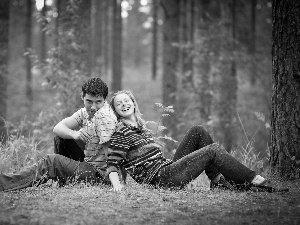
top-left (0, 78), bottom-right (288, 193)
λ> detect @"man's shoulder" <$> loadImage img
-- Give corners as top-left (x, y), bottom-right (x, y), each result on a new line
top-left (72, 107), bottom-right (89, 124)
top-left (94, 102), bottom-right (117, 121)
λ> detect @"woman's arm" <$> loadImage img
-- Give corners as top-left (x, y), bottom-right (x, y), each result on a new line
top-left (109, 172), bottom-right (123, 192)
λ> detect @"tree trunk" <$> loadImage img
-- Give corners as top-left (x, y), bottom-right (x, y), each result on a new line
top-left (218, 0), bottom-right (237, 152)
top-left (50, 0), bottom-right (91, 116)
top-left (249, 0), bottom-right (257, 84)
top-left (161, 0), bottom-right (180, 143)
top-left (25, 0), bottom-right (33, 111)
top-left (152, 0), bottom-right (158, 80)
top-left (40, 0), bottom-right (47, 64)
top-left (91, 0), bottom-right (103, 77)
top-left (271, 0), bottom-right (300, 178)
top-left (181, 0), bottom-right (193, 88)
top-left (103, 0), bottom-right (110, 79)
top-left (90, 0), bottom-right (97, 77)
top-left (111, 0), bottom-right (122, 92)
top-left (197, 0), bottom-right (213, 123)
top-left (0, 0), bottom-right (10, 141)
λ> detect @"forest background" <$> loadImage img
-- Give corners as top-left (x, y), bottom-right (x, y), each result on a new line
top-left (1, 1), bottom-right (300, 224)
top-left (0, 0), bottom-right (273, 173)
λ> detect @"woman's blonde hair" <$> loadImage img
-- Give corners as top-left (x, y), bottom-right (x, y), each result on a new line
top-left (110, 90), bottom-right (146, 127)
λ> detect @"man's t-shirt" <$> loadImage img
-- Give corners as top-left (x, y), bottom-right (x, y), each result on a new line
top-left (71, 102), bottom-right (117, 172)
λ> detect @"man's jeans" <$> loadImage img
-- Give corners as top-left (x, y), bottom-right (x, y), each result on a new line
top-left (155, 126), bottom-right (256, 188)
top-left (0, 154), bottom-right (106, 191)
top-left (54, 136), bottom-right (85, 162)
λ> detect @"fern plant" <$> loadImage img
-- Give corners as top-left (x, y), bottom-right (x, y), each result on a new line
top-left (145, 103), bottom-right (177, 156)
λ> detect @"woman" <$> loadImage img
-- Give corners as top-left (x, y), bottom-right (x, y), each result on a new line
top-left (106, 90), bottom-right (288, 193)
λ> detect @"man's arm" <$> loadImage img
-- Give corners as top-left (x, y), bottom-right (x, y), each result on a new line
top-left (53, 116), bottom-right (92, 143)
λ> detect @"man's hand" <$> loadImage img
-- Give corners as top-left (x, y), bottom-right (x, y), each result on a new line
top-left (74, 128), bottom-right (92, 143)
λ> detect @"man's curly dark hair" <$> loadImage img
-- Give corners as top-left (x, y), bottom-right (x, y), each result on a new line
top-left (82, 77), bottom-right (108, 99)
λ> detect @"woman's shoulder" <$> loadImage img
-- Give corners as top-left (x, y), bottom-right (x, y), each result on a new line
top-left (115, 121), bottom-right (127, 132)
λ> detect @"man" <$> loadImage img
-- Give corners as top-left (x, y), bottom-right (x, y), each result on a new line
top-left (53, 77), bottom-right (117, 178)
top-left (0, 78), bottom-right (122, 191)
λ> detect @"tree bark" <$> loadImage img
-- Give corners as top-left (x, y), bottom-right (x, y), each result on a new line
top-left (161, 0), bottom-right (180, 142)
top-left (196, 0), bottom-right (213, 123)
top-left (181, 0), bottom-right (193, 88)
top-left (111, 0), bottom-right (122, 92)
top-left (152, 0), bottom-right (158, 80)
top-left (249, 0), bottom-right (257, 84)
top-left (218, 0), bottom-right (237, 152)
top-left (0, 0), bottom-right (10, 141)
top-left (103, 0), bottom-right (110, 79)
top-left (40, 0), bottom-right (47, 64)
top-left (91, 0), bottom-right (103, 77)
top-left (25, 0), bottom-right (33, 111)
top-left (90, 0), bottom-right (97, 77)
top-left (271, 0), bottom-right (300, 178)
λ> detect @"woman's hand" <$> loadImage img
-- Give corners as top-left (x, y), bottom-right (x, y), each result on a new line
top-left (109, 172), bottom-right (124, 192)
top-left (112, 183), bottom-right (123, 192)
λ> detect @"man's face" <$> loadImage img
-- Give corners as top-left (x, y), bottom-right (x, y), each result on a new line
top-left (81, 93), bottom-right (105, 117)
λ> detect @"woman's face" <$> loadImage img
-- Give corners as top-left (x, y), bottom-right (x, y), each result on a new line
top-left (113, 93), bottom-right (135, 119)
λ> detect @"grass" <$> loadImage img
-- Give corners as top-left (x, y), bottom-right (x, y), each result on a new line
top-left (1, 177), bottom-right (300, 225)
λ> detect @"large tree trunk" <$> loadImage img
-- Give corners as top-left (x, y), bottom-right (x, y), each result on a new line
top-left (271, 0), bottom-right (300, 178)
top-left (161, 0), bottom-right (180, 144)
top-left (0, 0), bottom-right (10, 141)
top-left (218, 0), bottom-right (237, 152)
top-left (111, 0), bottom-right (122, 92)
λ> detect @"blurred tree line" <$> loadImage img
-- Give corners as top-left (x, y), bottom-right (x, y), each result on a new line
top-left (0, 0), bottom-right (299, 177)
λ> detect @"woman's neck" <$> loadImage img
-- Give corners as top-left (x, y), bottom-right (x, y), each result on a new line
top-left (122, 115), bottom-right (138, 127)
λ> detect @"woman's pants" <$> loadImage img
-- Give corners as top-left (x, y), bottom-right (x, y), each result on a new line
top-left (155, 126), bottom-right (256, 188)
top-left (0, 154), bottom-right (107, 192)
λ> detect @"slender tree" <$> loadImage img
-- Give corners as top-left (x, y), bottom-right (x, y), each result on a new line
top-left (271, 0), bottom-right (300, 177)
top-left (40, 0), bottom-right (47, 64)
top-left (103, 0), bottom-right (110, 79)
top-left (181, 0), bottom-right (193, 87)
top-left (25, 0), bottom-right (33, 110)
top-left (196, 0), bottom-right (214, 123)
top-left (218, 0), bottom-right (237, 152)
top-left (90, 0), bottom-right (97, 76)
top-left (96, 0), bottom-right (104, 76)
top-left (152, 0), bottom-right (158, 80)
top-left (48, 0), bottom-right (92, 116)
top-left (250, 0), bottom-right (257, 84)
top-left (161, 0), bottom-right (180, 143)
top-left (111, 0), bottom-right (122, 92)
top-left (0, 0), bottom-right (10, 141)
top-left (91, 0), bottom-right (103, 77)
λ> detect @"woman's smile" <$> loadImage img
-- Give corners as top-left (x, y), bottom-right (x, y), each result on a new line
top-left (114, 93), bottom-right (135, 119)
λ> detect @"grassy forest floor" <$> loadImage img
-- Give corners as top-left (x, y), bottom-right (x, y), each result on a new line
top-left (1, 64), bottom-right (300, 224)
top-left (0, 177), bottom-right (300, 225)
